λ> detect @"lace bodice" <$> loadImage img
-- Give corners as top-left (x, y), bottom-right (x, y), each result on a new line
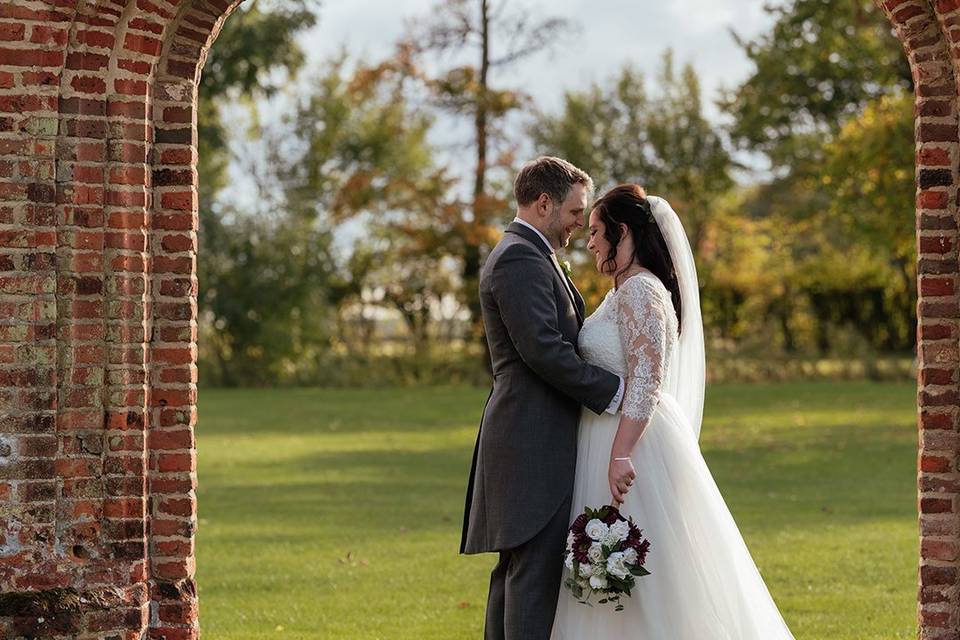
top-left (578, 271), bottom-right (678, 422)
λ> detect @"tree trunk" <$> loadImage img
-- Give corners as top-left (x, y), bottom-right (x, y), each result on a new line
top-left (470, 0), bottom-right (492, 374)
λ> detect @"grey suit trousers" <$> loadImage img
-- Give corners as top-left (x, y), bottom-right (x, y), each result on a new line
top-left (483, 494), bottom-right (572, 640)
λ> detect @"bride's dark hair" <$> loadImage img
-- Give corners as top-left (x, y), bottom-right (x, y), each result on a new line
top-left (592, 184), bottom-right (683, 334)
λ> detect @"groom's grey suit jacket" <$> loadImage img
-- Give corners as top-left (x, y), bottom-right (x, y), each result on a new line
top-left (460, 221), bottom-right (621, 554)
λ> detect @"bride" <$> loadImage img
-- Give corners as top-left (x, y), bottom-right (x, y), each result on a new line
top-left (550, 185), bottom-right (795, 639)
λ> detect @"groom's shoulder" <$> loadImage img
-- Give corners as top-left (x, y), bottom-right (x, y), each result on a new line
top-left (487, 232), bottom-right (543, 269)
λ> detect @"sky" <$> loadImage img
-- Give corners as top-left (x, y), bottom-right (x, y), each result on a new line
top-left (224, 1), bottom-right (781, 247)
top-left (299, 0), bottom-right (778, 121)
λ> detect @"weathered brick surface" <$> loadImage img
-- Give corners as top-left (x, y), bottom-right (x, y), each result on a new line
top-left (0, 1), bottom-right (240, 638)
top-left (0, 0), bottom-right (954, 638)
top-left (877, 1), bottom-right (960, 636)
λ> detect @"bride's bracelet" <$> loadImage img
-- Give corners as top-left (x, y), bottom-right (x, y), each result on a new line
top-left (612, 456), bottom-right (632, 462)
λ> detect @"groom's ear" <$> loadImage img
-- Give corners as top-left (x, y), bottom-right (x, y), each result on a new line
top-left (536, 193), bottom-right (552, 216)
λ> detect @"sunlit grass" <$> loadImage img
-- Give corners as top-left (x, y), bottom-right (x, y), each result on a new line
top-left (195, 382), bottom-right (917, 639)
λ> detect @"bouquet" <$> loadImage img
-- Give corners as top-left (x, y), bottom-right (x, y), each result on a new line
top-left (563, 504), bottom-right (651, 611)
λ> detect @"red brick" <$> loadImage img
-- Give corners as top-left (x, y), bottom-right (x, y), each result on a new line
top-left (76, 29), bottom-right (114, 49)
top-left (123, 32), bottom-right (162, 56)
top-left (117, 57), bottom-right (151, 75)
top-left (109, 166), bottom-right (145, 185)
top-left (893, 4), bottom-right (924, 22)
top-left (921, 276), bottom-right (955, 296)
top-left (108, 101), bottom-right (146, 119)
top-left (29, 25), bottom-right (68, 46)
top-left (0, 22), bottom-right (25, 41)
top-left (0, 95), bottom-right (47, 112)
top-left (71, 75), bottom-right (107, 94)
top-left (920, 123), bottom-right (960, 143)
top-left (160, 233), bottom-right (194, 253)
top-left (160, 148), bottom-right (193, 165)
top-left (114, 78), bottom-right (147, 96)
top-left (159, 192), bottom-right (194, 211)
top-left (921, 455), bottom-right (954, 473)
top-left (135, 0), bottom-right (177, 20)
top-left (128, 18), bottom-right (164, 35)
top-left (104, 497), bottom-right (145, 518)
top-left (920, 236), bottom-right (953, 254)
top-left (66, 50), bottom-right (109, 71)
top-left (922, 497), bottom-right (955, 514)
top-left (0, 5), bottom-right (71, 22)
top-left (156, 452), bottom-right (194, 473)
top-left (919, 190), bottom-right (949, 210)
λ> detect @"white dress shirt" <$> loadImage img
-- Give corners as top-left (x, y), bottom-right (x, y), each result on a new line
top-left (511, 217), bottom-right (625, 415)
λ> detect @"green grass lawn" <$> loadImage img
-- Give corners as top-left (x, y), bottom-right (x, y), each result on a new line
top-left (195, 381), bottom-right (918, 639)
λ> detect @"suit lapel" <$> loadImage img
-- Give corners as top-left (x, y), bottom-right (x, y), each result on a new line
top-left (566, 271), bottom-right (586, 322)
top-left (505, 222), bottom-right (583, 326)
top-left (549, 254), bottom-right (584, 326)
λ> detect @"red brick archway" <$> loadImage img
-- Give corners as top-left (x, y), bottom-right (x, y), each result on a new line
top-left (0, 0), bottom-right (956, 637)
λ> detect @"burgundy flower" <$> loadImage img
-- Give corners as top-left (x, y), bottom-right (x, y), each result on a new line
top-left (601, 505), bottom-right (621, 525)
top-left (630, 538), bottom-right (651, 563)
top-left (572, 538), bottom-right (591, 563)
top-left (562, 504), bottom-right (653, 609)
top-left (571, 513), bottom-right (589, 534)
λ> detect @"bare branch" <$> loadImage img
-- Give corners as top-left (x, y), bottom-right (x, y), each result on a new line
top-left (403, 0), bottom-right (480, 54)
top-left (489, 14), bottom-right (573, 67)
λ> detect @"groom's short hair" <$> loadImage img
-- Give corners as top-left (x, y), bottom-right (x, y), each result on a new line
top-left (514, 156), bottom-right (594, 207)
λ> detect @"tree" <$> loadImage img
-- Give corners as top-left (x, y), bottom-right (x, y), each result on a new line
top-left (401, 0), bottom-right (574, 345)
top-left (198, 209), bottom-right (338, 386)
top-left (531, 54), bottom-right (734, 255)
top-left (196, 1), bottom-right (322, 384)
top-left (815, 92), bottom-right (916, 350)
top-left (197, 0), bottom-right (318, 208)
top-left (721, 0), bottom-right (910, 169)
top-left (718, 0), bottom-right (917, 354)
top-left (252, 54), bottom-right (464, 363)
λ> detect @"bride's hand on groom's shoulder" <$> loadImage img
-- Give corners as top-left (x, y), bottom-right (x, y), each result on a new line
top-left (609, 455), bottom-right (636, 504)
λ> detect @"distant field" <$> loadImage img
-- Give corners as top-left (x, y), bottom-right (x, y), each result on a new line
top-left (195, 382), bottom-right (918, 639)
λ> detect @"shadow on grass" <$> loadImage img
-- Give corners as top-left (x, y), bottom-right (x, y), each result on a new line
top-left (198, 387), bottom-right (487, 436)
top-left (197, 422), bottom-right (915, 543)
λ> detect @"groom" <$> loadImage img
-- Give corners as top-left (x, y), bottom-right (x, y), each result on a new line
top-left (460, 156), bottom-right (624, 640)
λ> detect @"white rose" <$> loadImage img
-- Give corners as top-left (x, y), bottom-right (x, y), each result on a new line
top-left (585, 519), bottom-right (608, 541)
top-left (564, 552), bottom-right (574, 571)
top-left (601, 528), bottom-right (621, 548)
top-left (606, 551), bottom-right (629, 579)
top-left (589, 574), bottom-right (609, 590)
top-left (622, 547), bottom-right (638, 565)
top-left (578, 562), bottom-right (593, 578)
top-left (609, 520), bottom-right (631, 542)
top-left (587, 542), bottom-right (603, 563)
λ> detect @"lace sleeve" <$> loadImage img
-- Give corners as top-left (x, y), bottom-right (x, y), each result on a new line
top-left (615, 277), bottom-right (668, 422)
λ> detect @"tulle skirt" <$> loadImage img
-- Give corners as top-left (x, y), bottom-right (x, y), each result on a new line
top-left (550, 393), bottom-right (795, 640)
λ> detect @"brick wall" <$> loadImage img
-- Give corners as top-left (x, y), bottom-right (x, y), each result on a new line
top-left (0, 0), bottom-right (954, 638)
top-left (0, 1), bottom-right (238, 638)
top-left (878, 1), bottom-right (960, 637)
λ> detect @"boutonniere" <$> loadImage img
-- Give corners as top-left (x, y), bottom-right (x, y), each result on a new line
top-left (561, 259), bottom-right (573, 278)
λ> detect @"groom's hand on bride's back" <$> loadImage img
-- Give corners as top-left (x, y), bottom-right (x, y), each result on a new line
top-left (616, 377), bottom-right (631, 412)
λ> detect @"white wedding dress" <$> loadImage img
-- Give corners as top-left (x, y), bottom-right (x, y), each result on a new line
top-left (550, 198), bottom-right (795, 640)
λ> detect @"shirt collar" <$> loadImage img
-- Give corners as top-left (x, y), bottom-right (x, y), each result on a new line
top-left (512, 217), bottom-right (555, 254)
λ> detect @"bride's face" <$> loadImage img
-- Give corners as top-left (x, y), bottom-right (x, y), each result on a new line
top-left (587, 209), bottom-right (631, 275)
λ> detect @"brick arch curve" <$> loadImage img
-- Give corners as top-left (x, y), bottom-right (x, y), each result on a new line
top-left (0, 0), bottom-right (956, 637)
